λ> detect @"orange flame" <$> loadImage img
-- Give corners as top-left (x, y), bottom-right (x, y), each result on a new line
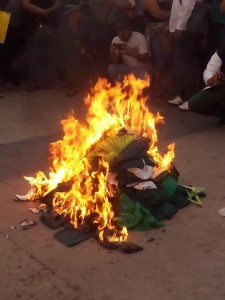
top-left (24, 75), bottom-right (175, 242)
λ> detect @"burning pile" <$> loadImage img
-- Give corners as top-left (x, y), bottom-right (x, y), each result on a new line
top-left (16, 75), bottom-right (204, 252)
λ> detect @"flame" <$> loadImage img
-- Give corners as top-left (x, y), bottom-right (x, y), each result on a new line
top-left (24, 74), bottom-right (175, 242)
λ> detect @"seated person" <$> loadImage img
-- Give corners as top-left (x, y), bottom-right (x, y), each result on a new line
top-left (179, 47), bottom-right (225, 125)
top-left (108, 19), bottom-right (149, 82)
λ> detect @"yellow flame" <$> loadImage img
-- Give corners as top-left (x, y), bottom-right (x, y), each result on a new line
top-left (24, 75), bottom-right (175, 242)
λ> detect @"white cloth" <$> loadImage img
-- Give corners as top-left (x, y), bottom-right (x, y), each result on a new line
top-left (127, 164), bottom-right (153, 179)
top-left (169, 0), bottom-right (197, 32)
top-left (133, 181), bottom-right (157, 190)
top-left (203, 51), bottom-right (222, 86)
top-left (112, 31), bottom-right (148, 67)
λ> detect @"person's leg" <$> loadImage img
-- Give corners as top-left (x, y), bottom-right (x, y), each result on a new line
top-left (170, 32), bottom-right (197, 101)
top-left (27, 38), bottom-right (42, 90)
top-left (131, 66), bottom-right (149, 80)
top-left (108, 64), bottom-right (131, 82)
top-left (189, 86), bottom-right (225, 116)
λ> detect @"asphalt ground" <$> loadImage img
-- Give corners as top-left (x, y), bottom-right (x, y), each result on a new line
top-left (0, 88), bottom-right (225, 300)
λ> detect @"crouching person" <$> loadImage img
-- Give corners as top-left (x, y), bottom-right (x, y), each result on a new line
top-left (179, 47), bottom-right (225, 125)
top-left (108, 19), bottom-right (149, 82)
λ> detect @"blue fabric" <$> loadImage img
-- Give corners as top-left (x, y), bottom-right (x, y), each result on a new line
top-left (211, 0), bottom-right (225, 25)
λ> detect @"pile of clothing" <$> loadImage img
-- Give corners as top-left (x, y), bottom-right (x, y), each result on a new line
top-left (88, 129), bottom-right (205, 231)
top-left (14, 129), bottom-right (205, 252)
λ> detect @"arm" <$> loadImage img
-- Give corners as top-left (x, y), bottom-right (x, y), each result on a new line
top-left (203, 52), bottom-right (222, 86)
top-left (107, 0), bottom-right (133, 10)
top-left (22, 0), bottom-right (44, 15)
top-left (132, 50), bottom-right (148, 62)
top-left (43, 0), bottom-right (61, 15)
top-left (123, 46), bottom-right (148, 62)
top-left (169, 0), bottom-right (196, 32)
top-left (110, 44), bottom-right (121, 64)
top-left (220, 0), bottom-right (225, 13)
top-left (142, 0), bottom-right (170, 20)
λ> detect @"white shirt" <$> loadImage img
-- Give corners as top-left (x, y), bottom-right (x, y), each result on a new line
top-left (203, 51), bottom-right (222, 86)
top-left (112, 31), bottom-right (148, 67)
top-left (169, 0), bottom-right (197, 32)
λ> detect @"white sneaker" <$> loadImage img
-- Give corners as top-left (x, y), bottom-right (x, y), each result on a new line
top-left (168, 96), bottom-right (183, 105)
top-left (179, 101), bottom-right (189, 111)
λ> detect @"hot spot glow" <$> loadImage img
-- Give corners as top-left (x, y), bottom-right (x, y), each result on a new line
top-left (24, 74), bottom-right (175, 242)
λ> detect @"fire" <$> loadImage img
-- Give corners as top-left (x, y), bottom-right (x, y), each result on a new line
top-left (24, 74), bottom-right (175, 242)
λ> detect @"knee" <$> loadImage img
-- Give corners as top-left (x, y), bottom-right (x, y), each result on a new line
top-left (188, 91), bottom-right (208, 113)
top-left (107, 64), bottom-right (116, 74)
top-left (107, 64), bottom-right (117, 80)
top-left (188, 94), bottom-right (200, 112)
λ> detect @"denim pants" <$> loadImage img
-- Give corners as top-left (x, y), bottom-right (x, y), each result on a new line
top-left (108, 64), bottom-right (149, 82)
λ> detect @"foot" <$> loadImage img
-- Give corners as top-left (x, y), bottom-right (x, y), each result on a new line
top-left (179, 101), bottom-right (189, 111)
top-left (168, 95), bottom-right (183, 105)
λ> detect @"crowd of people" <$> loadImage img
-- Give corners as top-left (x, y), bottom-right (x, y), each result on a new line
top-left (0, 0), bottom-right (225, 124)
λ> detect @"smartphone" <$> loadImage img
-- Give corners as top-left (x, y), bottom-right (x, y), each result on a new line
top-left (113, 43), bottom-right (126, 51)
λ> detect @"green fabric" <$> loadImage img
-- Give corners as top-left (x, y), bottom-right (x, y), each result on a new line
top-left (150, 202), bottom-right (178, 221)
top-left (189, 85), bottom-right (225, 117)
top-left (211, 0), bottom-right (225, 25)
top-left (184, 186), bottom-right (204, 206)
top-left (162, 175), bottom-right (178, 198)
top-left (168, 186), bottom-right (190, 209)
top-left (117, 193), bottom-right (163, 230)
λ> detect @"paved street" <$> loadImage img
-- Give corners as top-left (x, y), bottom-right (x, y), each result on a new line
top-left (0, 87), bottom-right (225, 300)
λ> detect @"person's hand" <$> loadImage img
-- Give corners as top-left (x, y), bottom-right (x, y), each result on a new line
top-left (173, 30), bottom-right (182, 39)
top-left (121, 46), bottom-right (137, 57)
top-left (40, 8), bottom-right (52, 18)
top-left (111, 43), bottom-right (121, 55)
top-left (207, 72), bottom-right (224, 87)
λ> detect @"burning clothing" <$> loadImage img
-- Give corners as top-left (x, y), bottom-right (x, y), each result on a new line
top-left (118, 193), bottom-right (163, 230)
top-left (19, 76), bottom-right (176, 244)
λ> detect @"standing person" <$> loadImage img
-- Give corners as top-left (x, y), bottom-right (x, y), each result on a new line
top-left (221, 0), bottom-right (225, 11)
top-left (179, 47), bottom-right (225, 126)
top-left (0, 0), bottom-right (3, 98)
top-left (76, 0), bottom-right (134, 79)
top-left (0, 0), bottom-right (26, 96)
top-left (129, 0), bottom-right (146, 34)
top-left (108, 19), bottom-right (149, 82)
top-left (142, 0), bottom-right (172, 100)
top-left (22, 0), bottom-right (62, 91)
top-left (1, 0), bottom-right (28, 86)
top-left (207, 0), bottom-right (225, 59)
top-left (168, 0), bottom-right (209, 106)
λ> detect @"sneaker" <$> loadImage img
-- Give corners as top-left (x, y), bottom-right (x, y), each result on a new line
top-left (179, 101), bottom-right (189, 111)
top-left (168, 96), bottom-right (183, 105)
